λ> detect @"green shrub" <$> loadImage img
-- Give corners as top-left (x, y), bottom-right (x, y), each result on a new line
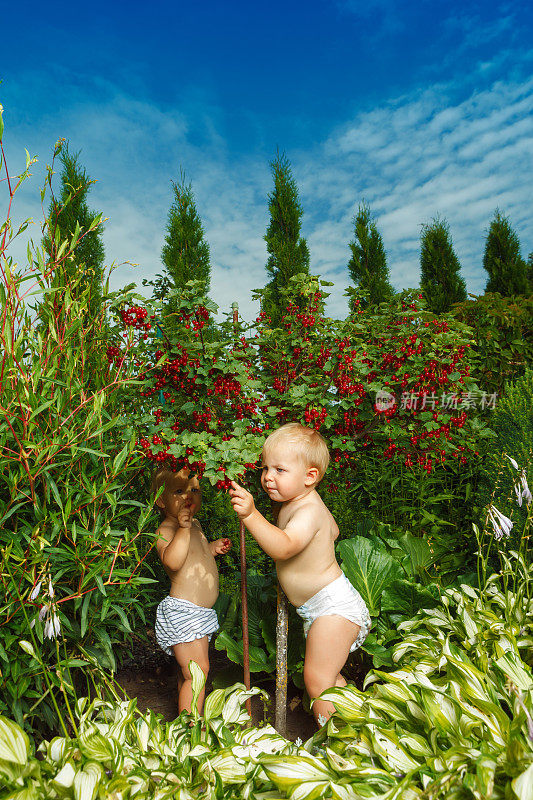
top-left (451, 293), bottom-right (533, 396)
top-left (0, 147), bottom-right (157, 734)
top-left (476, 368), bottom-right (533, 548)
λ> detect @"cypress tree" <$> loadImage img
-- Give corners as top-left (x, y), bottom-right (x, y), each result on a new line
top-left (45, 143), bottom-right (105, 321)
top-left (527, 252), bottom-right (533, 294)
top-left (420, 217), bottom-right (467, 313)
top-left (483, 210), bottom-right (528, 296)
top-left (347, 202), bottom-right (394, 309)
top-left (161, 174), bottom-right (211, 298)
top-left (263, 152), bottom-right (310, 322)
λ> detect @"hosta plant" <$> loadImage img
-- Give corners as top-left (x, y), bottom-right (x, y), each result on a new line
top-left (3, 568), bottom-right (533, 800)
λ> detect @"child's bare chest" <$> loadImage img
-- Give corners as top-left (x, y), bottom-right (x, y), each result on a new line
top-left (186, 525), bottom-right (212, 562)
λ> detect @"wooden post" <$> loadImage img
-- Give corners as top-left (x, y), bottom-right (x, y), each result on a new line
top-left (275, 583), bottom-right (289, 735)
top-left (232, 301), bottom-right (251, 717)
top-left (240, 519), bottom-right (251, 716)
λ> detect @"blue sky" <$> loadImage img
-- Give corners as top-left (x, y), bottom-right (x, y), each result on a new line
top-left (1, 0), bottom-right (532, 318)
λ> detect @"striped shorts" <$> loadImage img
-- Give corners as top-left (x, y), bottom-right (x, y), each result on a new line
top-left (295, 573), bottom-right (371, 653)
top-left (155, 596), bottom-right (219, 655)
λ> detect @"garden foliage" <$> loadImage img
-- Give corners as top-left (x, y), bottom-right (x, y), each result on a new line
top-left (43, 141), bottom-right (106, 325)
top-left (263, 151), bottom-right (310, 324)
top-left (0, 145), bottom-right (156, 732)
top-left (152, 173), bottom-right (212, 312)
top-left (3, 552), bottom-right (533, 800)
top-left (419, 216), bottom-right (466, 314)
top-left (483, 210), bottom-right (529, 297)
top-left (347, 202), bottom-right (394, 309)
top-left (450, 293), bottom-right (533, 397)
top-left (475, 369), bottom-right (533, 544)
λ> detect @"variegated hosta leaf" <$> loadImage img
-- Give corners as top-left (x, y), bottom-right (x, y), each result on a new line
top-left (0, 716), bottom-right (29, 766)
top-left (513, 762), bottom-right (533, 800)
top-left (289, 780), bottom-right (332, 800)
top-left (419, 686), bottom-right (458, 736)
top-left (495, 650), bottom-right (533, 691)
top-left (398, 734), bottom-right (434, 759)
top-left (365, 697), bottom-right (411, 724)
top-left (375, 681), bottom-right (418, 706)
top-left (364, 725), bottom-right (420, 773)
top-left (188, 660), bottom-right (206, 720)
top-left (318, 686), bottom-right (366, 721)
top-left (203, 688), bottom-right (226, 722)
top-left (73, 761), bottom-right (103, 800)
top-left (52, 761), bottom-right (76, 790)
top-left (325, 748), bottom-right (395, 786)
top-left (202, 750), bottom-right (247, 783)
top-left (221, 685), bottom-right (264, 724)
top-left (329, 783), bottom-right (366, 800)
top-left (78, 731), bottom-right (121, 764)
top-left (236, 725), bottom-right (289, 756)
top-left (260, 752), bottom-right (334, 791)
top-left (448, 681), bottom-right (507, 746)
top-left (136, 718), bottom-right (151, 753)
top-left (458, 606), bottom-right (480, 641)
top-left (44, 736), bottom-right (68, 763)
top-left (475, 754), bottom-right (497, 798)
top-left (107, 699), bottom-right (138, 743)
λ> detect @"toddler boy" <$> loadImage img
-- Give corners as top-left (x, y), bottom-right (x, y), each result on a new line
top-left (153, 468), bottom-right (231, 714)
top-left (230, 423), bottom-right (370, 724)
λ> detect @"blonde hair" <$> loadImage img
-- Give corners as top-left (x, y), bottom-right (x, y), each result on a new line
top-left (263, 423), bottom-right (330, 480)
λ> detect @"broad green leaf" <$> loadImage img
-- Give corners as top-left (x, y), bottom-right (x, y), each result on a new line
top-left (338, 537), bottom-right (402, 616)
top-left (381, 579), bottom-right (439, 618)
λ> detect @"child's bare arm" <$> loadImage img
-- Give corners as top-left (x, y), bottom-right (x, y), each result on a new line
top-left (229, 482), bottom-right (317, 560)
top-left (156, 506), bottom-right (192, 571)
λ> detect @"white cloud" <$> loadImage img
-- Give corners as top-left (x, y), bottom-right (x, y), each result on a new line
top-left (295, 73), bottom-right (533, 307)
top-left (2, 62), bottom-right (532, 325)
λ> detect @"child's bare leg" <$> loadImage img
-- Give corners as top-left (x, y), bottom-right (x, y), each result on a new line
top-left (172, 636), bottom-right (210, 714)
top-left (303, 616), bottom-right (359, 724)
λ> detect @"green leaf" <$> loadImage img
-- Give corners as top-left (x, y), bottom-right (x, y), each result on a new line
top-left (0, 716), bottom-right (29, 765)
top-left (18, 641), bottom-right (36, 659)
top-left (338, 537), bottom-right (402, 616)
top-left (513, 763), bottom-right (533, 800)
top-left (382, 579), bottom-right (439, 619)
top-left (80, 592), bottom-right (91, 638)
top-left (495, 651), bottom-right (533, 691)
top-left (73, 761), bottom-right (103, 800)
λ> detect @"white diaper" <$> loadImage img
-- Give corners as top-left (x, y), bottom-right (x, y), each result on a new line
top-left (155, 596), bottom-right (219, 655)
top-left (295, 574), bottom-right (371, 653)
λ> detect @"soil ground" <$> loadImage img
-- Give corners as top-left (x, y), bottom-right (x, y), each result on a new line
top-left (116, 629), bottom-right (369, 741)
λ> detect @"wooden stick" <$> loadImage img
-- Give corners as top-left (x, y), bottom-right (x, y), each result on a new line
top-left (275, 583), bottom-right (289, 735)
top-left (240, 518), bottom-right (251, 716)
top-left (232, 302), bottom-right (251, 717)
